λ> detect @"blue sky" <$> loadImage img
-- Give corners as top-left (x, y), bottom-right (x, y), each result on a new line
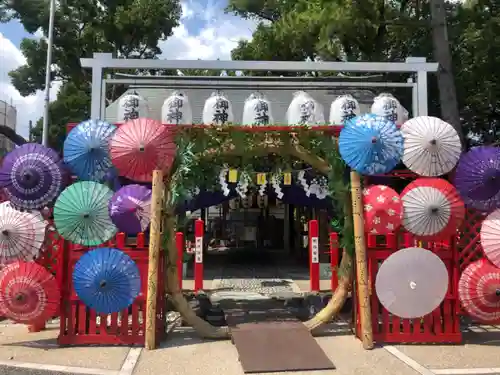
top-left (0, 0), bottom-right (257, 138)
top-left (1, 20), bottom-right (28, 47)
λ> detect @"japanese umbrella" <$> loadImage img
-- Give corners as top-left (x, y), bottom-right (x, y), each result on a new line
top-left (339, 114), bottom-right (403, 175)
top-left (480, 208), bottom-right (500, 267)
top-left (109, 184), bottom-right (151, 234)
top-left (0, 203), bottom-right (46, 264)
top-left (401, 178), bottom-right (465, 239)
top-left (454, 146), bottom-right (500, 212)
top-left (458, 258), bottom-right (500, 324)
top-left (362, 185), bottom-right (403, 234)
top-left (72, 247), bottom-right (141, 314)
top-left (63, 119), bottom-right (117, 181)
top-left (109, 118), bottom-right (177, 182)
top-left (53, 181), bottom-right (117, 246)
top-left (0, 201), bottom-right (46, 224)
top-left (401, 116), bottom-right (461, 177)
top-left (375, 247), bottom-right (449, 318)
top-left (0, 143), bottom-right (65, 210)
top-left (0, 261), bottom-right (60, 324)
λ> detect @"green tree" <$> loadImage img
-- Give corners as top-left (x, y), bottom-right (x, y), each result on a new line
top-left (1, 0), bottom-right (182, 149)
top-left (451, 1), bottom-right (500, 144)
top-left (228, 0), bottom-right (500, 144)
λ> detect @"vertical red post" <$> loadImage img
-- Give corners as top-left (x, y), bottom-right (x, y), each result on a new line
top-left (329, 232), bottom-right (339, 291)
top-left (176, 232), bottom-right (184, 290)
top-left (194, 219), bottom-right (204, 292)
top-left (309, 220), bottom-right (319, 292)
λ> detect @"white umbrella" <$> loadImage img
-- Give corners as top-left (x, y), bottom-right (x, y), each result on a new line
top-left (375, 247), bottom-right (449, 319)
top-left (401, 116), bottom-right (461, 176)
top-left (0, 204), bottom-right (47, 264)
top-left (401, 178), bottom-right (465, 239)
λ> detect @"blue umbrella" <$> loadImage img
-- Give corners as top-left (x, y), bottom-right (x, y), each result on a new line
top-left (63, 120), bottom-right (117, 181)
top-left (72, 247), bottom-right (141, 314)
top-left (339, 114), bottom-right (403, 175)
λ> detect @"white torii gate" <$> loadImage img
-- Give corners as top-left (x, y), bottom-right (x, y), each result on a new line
top-left (80, 53), bottom-right (438, 121)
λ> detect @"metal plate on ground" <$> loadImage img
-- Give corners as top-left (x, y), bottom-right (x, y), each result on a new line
top-left (230, 321), bottom-right (335, 373)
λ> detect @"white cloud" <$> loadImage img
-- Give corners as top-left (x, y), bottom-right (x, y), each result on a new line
top-left (0, 0), bottom-right (257, 140)
top-left (0, 32), bottom-right (60, 140)
top-left (159, 0), bottom-right (257, 61)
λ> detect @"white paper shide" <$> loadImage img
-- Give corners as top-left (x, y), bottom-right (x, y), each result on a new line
top-left (117, 92), bottom-right (149, 122)
top-left (202, 91), bottom-right (234, 125)
top-left (371, 93), bottom-right (408, 123)
top-left (242, 92), bottom-right (274, 126)
top-left (286, 91), bottom-right (325, 125)
top-left (161, 91), bottom-right (193, 125)
top-left (329, 95), bottom-right (360, 125)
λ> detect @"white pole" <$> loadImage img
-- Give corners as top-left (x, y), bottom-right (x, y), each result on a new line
top-left (42, 0), bottom-right (56, 147)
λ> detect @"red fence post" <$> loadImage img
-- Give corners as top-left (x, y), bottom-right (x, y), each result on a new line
top-left (176, 232), bottom-right (184, 290)
top-left (309, 220), bottom-right (319, 292)
top-left (329, 232), bottom-right (339, 291)
top-left (194, 219), bottom-right (204, 292)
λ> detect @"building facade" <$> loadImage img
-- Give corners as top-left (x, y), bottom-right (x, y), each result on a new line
top-left (0, 99), bottom-right (17, 155)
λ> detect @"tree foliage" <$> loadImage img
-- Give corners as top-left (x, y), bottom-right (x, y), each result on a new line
top-left (228, 0), bottom-right (500, 143)
top-left (1, 0), bottom-right (182, 149)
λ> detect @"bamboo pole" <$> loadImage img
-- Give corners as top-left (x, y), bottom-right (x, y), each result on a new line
top-left (350, 170), bottom-right (374, 350)
top-left (145, 170), bottom-right (164, 350)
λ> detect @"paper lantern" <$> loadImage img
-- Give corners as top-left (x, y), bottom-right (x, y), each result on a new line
top-left (202, 91), bottom-right (234, 125)
top-left (329, 95), bottom-right (360, 125)
top-left (161, 91), bottom-right (193, 125)
top-left (286, 91), bottom-right (325, 125)
top-left (371, 93), bottom-right (408, 124)
top-left (242, 92), bottom-right (274, 126)
top-left (116, 92), bottom-right (148, 122)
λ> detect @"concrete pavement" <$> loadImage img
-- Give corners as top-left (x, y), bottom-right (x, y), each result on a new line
top-left (0, 320), bottom-right (500, 375)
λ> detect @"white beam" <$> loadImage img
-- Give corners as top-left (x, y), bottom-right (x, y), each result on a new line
top-left (81, 53), bottom-right (438, 73)
top-left (104, 78), bottom-right (414, 88)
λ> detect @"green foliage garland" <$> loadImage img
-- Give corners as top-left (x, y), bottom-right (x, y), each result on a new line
top-left (167, 126), bottom-right (354, 266)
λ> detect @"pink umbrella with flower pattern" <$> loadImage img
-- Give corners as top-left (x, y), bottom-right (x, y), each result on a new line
top-left (363, 185), bottom-right (403, 234)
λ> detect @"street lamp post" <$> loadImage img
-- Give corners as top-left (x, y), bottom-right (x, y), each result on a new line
top-left (41, 0), bottom-right (56, 147)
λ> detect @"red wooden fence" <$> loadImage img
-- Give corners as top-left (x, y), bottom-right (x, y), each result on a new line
top-left (354, 232), bottom-right (462, 344)
top-left (57, 233), bottom-right (166, 346)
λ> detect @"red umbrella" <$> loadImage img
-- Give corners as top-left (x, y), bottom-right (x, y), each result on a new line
top-left (458, 259), bottom-right (500, 324)
top-left (0, 261), bottom-right (60, 324)
top-left (109, 118), bottom-right (177, 182)
top-left (362, 185), bottom-right (403, 234)
top-left (401, 178), bottom-right (465, 239)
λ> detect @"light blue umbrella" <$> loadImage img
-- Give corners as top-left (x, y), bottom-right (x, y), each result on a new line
top-left (339, 114), bottom-right (403, 175)
top-left (63, 120), bottom-right (116, 181)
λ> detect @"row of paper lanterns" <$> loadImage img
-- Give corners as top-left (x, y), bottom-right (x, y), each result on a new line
top-left (117, 90), bottom-right (409, 126)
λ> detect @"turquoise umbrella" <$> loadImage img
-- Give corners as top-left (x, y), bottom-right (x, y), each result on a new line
top-left (54, 181), bottom-right (117, 246)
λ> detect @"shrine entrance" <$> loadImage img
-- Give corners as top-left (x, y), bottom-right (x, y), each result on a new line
top-left (80, 54), bottom-right (438, 349)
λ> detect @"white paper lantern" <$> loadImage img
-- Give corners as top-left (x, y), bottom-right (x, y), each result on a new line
top-left (371, 93), bottom-right (409, 124)
top-left (242, 92), bottom-right (274, 126)
top-left (329, 94), bottom-right (360, 125)
top-left (286, 91), bottom-right (325, 125)
top-left (161, 91), bottom-right (192, 125)
top-left (202, 91), bottom-right (234, 125)
top-left (116, 92), bottom-right (149, 122)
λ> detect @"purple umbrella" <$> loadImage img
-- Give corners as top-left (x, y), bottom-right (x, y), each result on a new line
top-left (0, 143), bottom-right (65, 210)
top-left (455, 146), bottom-right (500, 212)
top-left (108, 185), bottom-right (151, 234)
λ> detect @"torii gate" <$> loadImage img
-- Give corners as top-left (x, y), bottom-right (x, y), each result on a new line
top-left (80, 53), bottom-right (438, 121)
top-left (79, 53), bottom-right (440, 350)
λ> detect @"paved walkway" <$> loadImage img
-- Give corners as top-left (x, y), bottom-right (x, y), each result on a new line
top-left (0, 263), bottom-right (499, 375)
top-left (2, 320), bottom-right (500, 375)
